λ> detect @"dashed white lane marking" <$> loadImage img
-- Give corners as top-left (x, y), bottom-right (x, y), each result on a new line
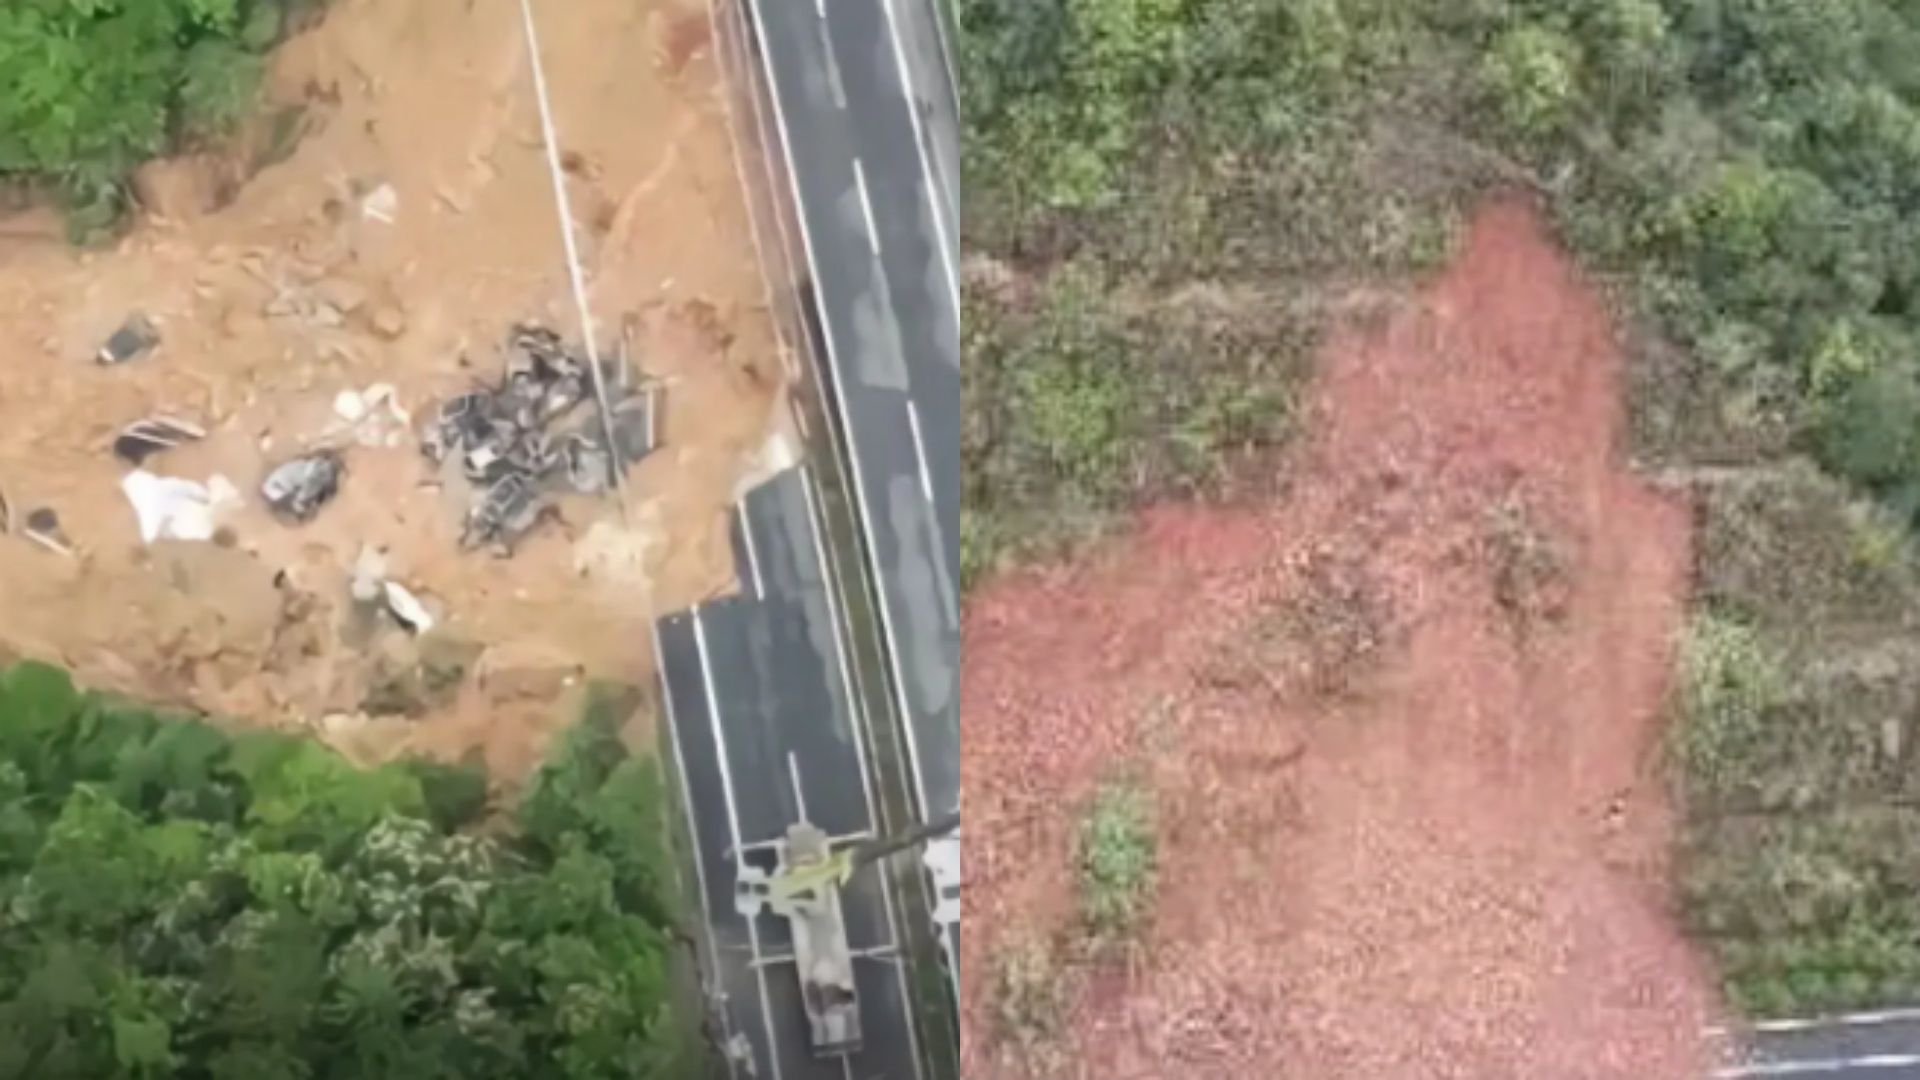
top-left (905, 398), bottom-right (934, 506)
top-left (693, 606), bottom-right (786, 1080)
top-left (817, 16), bottom-right (847, 110)
top-left (787, 751), bottom-right (809, 823)
top-left (737, 503), bottom-right (766, 599)
top-left (878, 0), bottom-right (960, 308)
top-left (852, 157), bottom-right (881, 256)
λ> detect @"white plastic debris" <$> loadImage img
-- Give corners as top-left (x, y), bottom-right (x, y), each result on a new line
top-left (350, 545), bottom-right (388, 603)
top-left (382, 581), bottom-right (435, 633)
top-left (333, 389), bottom-right (370, 423)
top-left (120, 470), bottom-right (241, 543)
top-left (361, 183), bottom-right (398, 225)
top-left (331, 383), bottom-right (411, 447)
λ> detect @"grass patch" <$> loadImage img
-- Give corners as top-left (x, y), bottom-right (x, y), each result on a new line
top-left (959, 0), bottom-right (1477, 586)
top-left (1076, 777), bottom-right (1158, 945)
top-left (1672, 612), bottom-right (1790, 809)
top-left (990, 929), bottom-right (1069, 1069)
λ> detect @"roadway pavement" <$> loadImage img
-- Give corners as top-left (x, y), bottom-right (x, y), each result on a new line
top-left (658, 463), bottom-right (925, 1080)
top-left (743, 0), bottom-right (963, 837)
top-left (1712, 1010), bottom-right (1920, 1078)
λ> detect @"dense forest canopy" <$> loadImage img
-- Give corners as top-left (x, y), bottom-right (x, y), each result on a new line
top-left (961, 0), bottom-right (1920, 573)
top-left (0, 663), bottom-right (695, 1079)
top-left (0, 0), bottom-right (321, 235)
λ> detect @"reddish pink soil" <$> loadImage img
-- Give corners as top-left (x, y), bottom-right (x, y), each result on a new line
top-left (962, 199), bottom-right (1723, 1078)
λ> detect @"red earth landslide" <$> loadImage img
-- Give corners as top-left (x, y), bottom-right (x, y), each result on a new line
top-left (961, 198), bottom-right (1723, 1079)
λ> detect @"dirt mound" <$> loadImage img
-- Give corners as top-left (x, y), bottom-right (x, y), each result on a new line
top-left (962, 198), bottom-right (1721, 1077)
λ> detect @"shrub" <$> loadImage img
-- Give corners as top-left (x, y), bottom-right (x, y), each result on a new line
top-left (1480, 24), bottom-right (1583, 140)
top-left (1672, 613), bottom-right (1788, 807)
top-left (1076, 777), bottom-right (1157, 942)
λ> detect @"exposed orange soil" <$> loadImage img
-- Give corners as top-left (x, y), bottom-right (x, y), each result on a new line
top-left (0, 0), bottom-right (779, 779)
top-left (962, 199), bottom-right (1723, 1077)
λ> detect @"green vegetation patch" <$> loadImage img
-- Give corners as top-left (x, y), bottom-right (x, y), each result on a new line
top-left (1076, 776), bottom-right (1157, 943)
top-left (963, 265), bottom-right (1304, 583)
top-left (0, 661), bottom-right (699, 1078)
top-left (963, 0), bottom-right (1920, 566)
top-left (960, 0), bottom-right (1477, 584)
top-left (989, 928), bottom-right (1068, 1069)
top-left (0, 0), bottom-right (317, 238)
top-left (1673, 467), bottom-right (1920, 1017)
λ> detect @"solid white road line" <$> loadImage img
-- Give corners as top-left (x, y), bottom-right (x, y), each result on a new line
top-left (693, 606), bottom-right (786, 1080)
top-left (652, 619), bottom-right (741, 1080)
top-left (1717, 1054), bottom-right (1920, 1077)
top-left (878, 0), bottom-right (960, 308)
top-left (905, 398), bottom-right (934, 506)
top-left (799, 462), bottom-right (927, 825)
top-left (738, 503), bottom-right (766, 599)
top-left (1708, 1009), bottom-right (1920, 1037)
top-left (852, 157), bottom-right (881, 256)
top-left (797, 462), bottom-right (880, 827)
top-left (924, 0), bottom-right (960, 104)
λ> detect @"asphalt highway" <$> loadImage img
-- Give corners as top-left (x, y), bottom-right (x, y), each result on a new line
top-left (745, 0), bottom-right (963, 835)
top-left (658, 464), bottom-right (924, 1080)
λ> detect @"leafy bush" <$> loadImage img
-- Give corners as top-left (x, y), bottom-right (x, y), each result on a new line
top-left (1479, 24), bottom-right (1582, 140)
top-left (1682, 808), bottom-right (1920, 1015)
top-left (1076, 778), bottom-right (1156, 942)
top-left (0, 661), bottom-right (697, 1078)
top-left (0, 0), bottom-right (306, 236)
top-left (1672, 613), bottom-right (1788, 808)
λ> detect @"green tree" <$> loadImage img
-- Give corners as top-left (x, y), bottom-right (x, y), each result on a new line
top-left (0, 663), bottom-right (699, 1077)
